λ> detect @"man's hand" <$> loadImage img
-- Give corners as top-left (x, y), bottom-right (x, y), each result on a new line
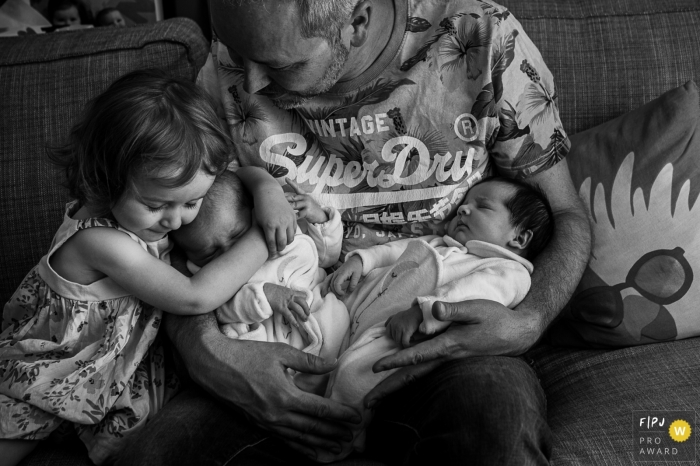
top-left (167, 313), bottom-right (361, 460)
top-left (263, 282), bottom-right (310, 327)
top-left (385, 306), bottom-right (424, 348)
top-left (285, 178), bottom-right (329, 224)
top-left (364, 299), bottom-right (541, 408)
top-left (327, 255), bottom-right (363, 296)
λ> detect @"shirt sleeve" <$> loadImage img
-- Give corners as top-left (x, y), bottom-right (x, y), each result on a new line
top-left (303, 207), bottom-right (343, 268)
top-left (216, 282), bottom-right (273, 325)
top-left (486, 9), bottom-right (570, 179)
top-left (346, 239), bottom-right (413, 275)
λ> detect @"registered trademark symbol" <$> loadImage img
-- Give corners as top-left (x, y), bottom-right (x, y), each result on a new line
top-left (454, 113), bottom-right (478, 142)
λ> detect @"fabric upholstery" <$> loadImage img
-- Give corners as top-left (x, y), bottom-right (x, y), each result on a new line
top-left (529, 338), bottom-right (700, 465)
top-left (0, 18), bottom-right (209, 306)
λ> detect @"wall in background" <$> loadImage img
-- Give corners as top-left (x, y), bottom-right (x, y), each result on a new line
top-left (162, 0), bottom-right (210, 40)
top-left (32, 0), bottom-right (162, 25)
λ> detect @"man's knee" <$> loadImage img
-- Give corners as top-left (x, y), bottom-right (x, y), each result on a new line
top-left (116, 387), bottom-right (267, 466)
top-left (368, 357), bottom-right (551, 465)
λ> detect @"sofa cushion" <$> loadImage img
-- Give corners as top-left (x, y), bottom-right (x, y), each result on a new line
top-left (0, 18), bottom-right (209, 306)
top-left (544, 82), bottom-right (700, 348)
top-left (529, 337), bottom-right (700, 465)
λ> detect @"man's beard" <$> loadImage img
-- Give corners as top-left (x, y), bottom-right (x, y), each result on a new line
top-left (268, 40), bottom-right (350, 110)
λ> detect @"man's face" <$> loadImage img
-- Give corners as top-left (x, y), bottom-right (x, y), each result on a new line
top-left (209, 0), bottom-right (350, 109)
top-left (176, 204), bottom-right (252, 268)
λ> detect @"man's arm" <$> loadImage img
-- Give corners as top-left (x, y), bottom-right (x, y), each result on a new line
top-left (517, 158), bottom-right (591, 343)
top-left (165, 312), bottom-right (361, 459)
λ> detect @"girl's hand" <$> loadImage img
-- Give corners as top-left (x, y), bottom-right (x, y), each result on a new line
top-left (285, 178), bottom-right (329, 224)
top-left (328, 255), bottom-right (363, 296)
top-left (263, 283), bottom-right (310, 327)
top-left (385, 306), bottom-right (424, 348)
top-left (238, 167), bottom-right (297, 256)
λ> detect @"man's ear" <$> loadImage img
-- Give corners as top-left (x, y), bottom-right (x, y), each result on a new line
top-left (508, 229), bottom-right (533, 251)
top-left (345, 0), bottom-right (373, 47)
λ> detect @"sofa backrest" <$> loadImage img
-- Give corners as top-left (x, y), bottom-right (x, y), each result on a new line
top-left (502, 0), bottom-right (700, 135)
top-left (0, 18), bottom-right (209, 305)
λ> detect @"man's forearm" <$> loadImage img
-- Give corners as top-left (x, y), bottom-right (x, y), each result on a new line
top-left (518, 202), bottom-right (592, 335)
top-left (165, 312), bottom-right (219, 371)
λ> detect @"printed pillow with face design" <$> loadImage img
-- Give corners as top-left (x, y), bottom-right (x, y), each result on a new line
top-left (547, 81), bottom-right (700, 348)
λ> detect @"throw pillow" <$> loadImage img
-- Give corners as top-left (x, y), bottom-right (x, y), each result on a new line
top-left (548, 81), bottom-right (700, 348)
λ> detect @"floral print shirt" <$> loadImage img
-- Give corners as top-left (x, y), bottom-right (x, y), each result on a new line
top-left (198, 0), bottom-right (569, 253)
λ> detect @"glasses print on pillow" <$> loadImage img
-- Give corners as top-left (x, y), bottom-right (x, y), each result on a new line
top-left (568, 247), bottom-right (693, 342)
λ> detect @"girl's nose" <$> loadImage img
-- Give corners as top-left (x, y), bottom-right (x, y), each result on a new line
top-left (457, 205), bottom-right (471, 216)
top-left (160, 208), bottom-right (182, 230)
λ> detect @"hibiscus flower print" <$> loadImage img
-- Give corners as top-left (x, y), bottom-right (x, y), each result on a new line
top-left (515, 59), bottom-right (560, 148)
top-left (438, 15), bottom-right (490, 80)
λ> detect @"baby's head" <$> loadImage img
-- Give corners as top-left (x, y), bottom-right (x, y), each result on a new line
top-left (95, 7), bottom-right (126, 27)
top-left (171, 170), bottom-right (253, 267)
top-left (446, 177), bottom-right (554, 259)
top-left (48, 0), bottom-right (91, 27)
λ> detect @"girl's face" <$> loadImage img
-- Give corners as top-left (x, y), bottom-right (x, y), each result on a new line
top-left (111, 169), bottom-right (215, 242)
top-left (53, 6), bottom-right (81, 27)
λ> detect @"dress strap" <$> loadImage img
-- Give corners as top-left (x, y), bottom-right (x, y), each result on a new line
top-left (38, 201), bottom-right (170, 301)
top-left (76, 217), bottom-right (121, 232)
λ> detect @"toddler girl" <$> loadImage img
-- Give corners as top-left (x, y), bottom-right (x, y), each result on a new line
top-left (0, 69), bottom-right (288, 465)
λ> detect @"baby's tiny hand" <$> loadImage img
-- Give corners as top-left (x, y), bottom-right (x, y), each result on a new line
top-left (385, 305), bottom-right (424, 348)
top-left (263, 283), bottom-right (310, 328)
top-left (329, 255), bottom-right (363, 296)
top-left (285, 178), bottom-right (329, 224)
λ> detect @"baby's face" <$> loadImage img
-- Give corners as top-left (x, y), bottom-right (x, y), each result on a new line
top-left (179, 206), bottom-right (252, 267)
top-left (101, 11), bottom-right (126, 27)
top-left (446, 181), bottom-right (518, 248)
top-left (53, 6), bottom-right (81, 27)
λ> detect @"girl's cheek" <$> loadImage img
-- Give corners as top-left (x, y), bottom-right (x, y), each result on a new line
top-left (183, 209), bottom-right (200, 226)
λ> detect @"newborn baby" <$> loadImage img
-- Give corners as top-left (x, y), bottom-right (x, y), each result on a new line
top-left (171, 171), bottom-right (349, 367)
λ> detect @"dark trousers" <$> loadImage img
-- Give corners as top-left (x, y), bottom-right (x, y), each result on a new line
top-left (117, 356), bottom-right (551, 466)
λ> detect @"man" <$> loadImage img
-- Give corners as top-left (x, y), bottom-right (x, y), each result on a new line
top-left (119, 0), bottom-right (591, 464)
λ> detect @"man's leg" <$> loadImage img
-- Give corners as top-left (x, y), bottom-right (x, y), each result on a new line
top-left (115, 384), bottom-right (293, 466)
top-left (364, 356), bottom-right (551, 466)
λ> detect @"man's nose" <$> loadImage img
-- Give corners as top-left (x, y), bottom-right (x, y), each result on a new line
top-left (242, 60), bottom-right (272, 95)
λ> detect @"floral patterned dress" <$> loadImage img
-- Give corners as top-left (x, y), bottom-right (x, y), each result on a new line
top-left (0, 201), bottom-right (179, 465)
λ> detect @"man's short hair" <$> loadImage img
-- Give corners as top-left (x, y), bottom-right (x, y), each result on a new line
top-left (486, 176), bottom-right (555, 260)
top-left (234, 0), bottom-right (359, 43)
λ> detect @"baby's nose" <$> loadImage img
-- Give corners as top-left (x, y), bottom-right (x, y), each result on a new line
top-left (457, 205), bottom-right (470, 216)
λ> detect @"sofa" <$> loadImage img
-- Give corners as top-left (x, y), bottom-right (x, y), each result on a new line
top-left (2, 0), bottom-right (700, 464)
